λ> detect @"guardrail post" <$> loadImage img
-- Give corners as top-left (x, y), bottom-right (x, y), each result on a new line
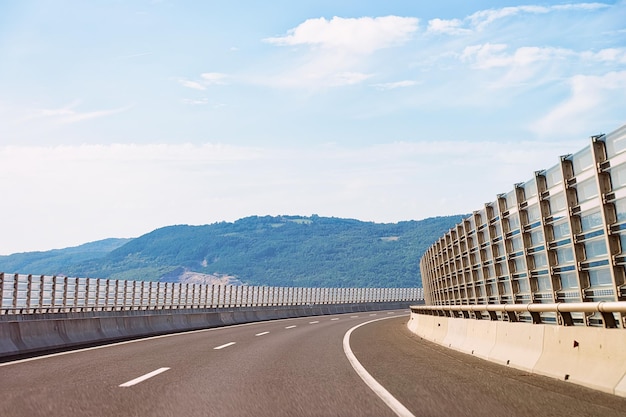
top-left (559, 311), bottom-right (573, 326)
top-left (601, 311), bottom-right (619, 328)
top-left (83, 277), bottom-right (89, 311)
top-left (73, 277), bottom-right (80, 310)
top-left (37, 275), bottom-right (45, 311)
top-left (141, 280), bottom-right (146, 309)
top-left (26, 274), bottom-right (32, 311)
top-left (12, 274), bottom-right (19, 311)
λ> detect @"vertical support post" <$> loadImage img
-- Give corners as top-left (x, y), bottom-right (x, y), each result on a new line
top-left (145, 281), bottom-right (150, 308)
top-left (73, 278), bottom-right (80, 310)
top-left (95, 278), bottom-right (101, 309)
top-left (84, 277), bottom-right (90, 310)
top-left (51, 275), bottom-right (58, 310)
top-left (12, 274), bottom-right (20, 309)
top-left (38, 275), bottom-right (45, 311)
top-left (104, 279), bottom-right (110, 310)
top-left (26, 274), bottom-right (32, 310)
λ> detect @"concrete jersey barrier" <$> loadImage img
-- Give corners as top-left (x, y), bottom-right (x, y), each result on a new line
top-left (407, 311), bottom-right (626, 397)
top-left (0, 301), bottom-right (411, 360)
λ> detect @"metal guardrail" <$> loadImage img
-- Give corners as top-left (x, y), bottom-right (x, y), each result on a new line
top-left (411, 302), bottom-right (626, 328)
top-left (0, 273), bottom-right (423, 314)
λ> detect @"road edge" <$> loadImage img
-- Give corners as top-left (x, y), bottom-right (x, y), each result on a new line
top-left (343, 314), bottom-right (416, 417)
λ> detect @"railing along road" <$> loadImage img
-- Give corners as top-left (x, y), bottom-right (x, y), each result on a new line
top-left (0, 272), bottom-right (423, 314)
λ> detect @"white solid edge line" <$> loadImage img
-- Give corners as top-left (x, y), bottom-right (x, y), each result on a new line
top-left (213, 342), bottom-right (236, 350)
top-left (119, 367), bottom-right (170, 387)
top-left (343, 315), bottom-right (416, 417)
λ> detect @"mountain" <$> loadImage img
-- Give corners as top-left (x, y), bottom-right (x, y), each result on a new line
top-left (0, 238), bottom-right (132, 275)
top-left (0, 215), bottom-right (465, 288)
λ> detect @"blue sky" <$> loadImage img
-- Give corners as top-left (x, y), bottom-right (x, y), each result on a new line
top-left (0, 1), bottom-right (625, 255)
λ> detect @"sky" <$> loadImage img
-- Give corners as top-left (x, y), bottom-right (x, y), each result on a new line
top-left (0, 0), bottom-right (625, 255)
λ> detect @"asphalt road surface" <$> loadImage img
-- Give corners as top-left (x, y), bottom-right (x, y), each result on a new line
top-left (1, 310), bottom-right (626, 417)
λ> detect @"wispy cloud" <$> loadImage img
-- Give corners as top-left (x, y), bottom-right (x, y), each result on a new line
top-left (258, 16), bottom-right (419, 89)
top-left (181, 98), bottom-right (209, 105)
top-left (428, 3), bottom-right (610, 35)
top-left (427, 18), bottom-right (470, 35)
top-left (531, 71), bottom-right (626, 137)
top-left (264, 16), bottom-right (418, 54)
top-left (22, 101), bottom-right (131, 125)
top-left (458, 43), bottom-right (626, 91)
top-left (201, 72), bottom-right (228, 85)
top-left (178, 79), bottom-right (207, 90)
top-left (178, 73), bottom-right (229, 90)
top-left (371, 80), bottom-right (418, 90)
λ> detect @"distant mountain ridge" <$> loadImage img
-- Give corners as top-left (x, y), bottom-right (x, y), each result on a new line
top-left (0, 238), bottom-right (132, 275)
top-left (0, 215), bottom-right (465, 288)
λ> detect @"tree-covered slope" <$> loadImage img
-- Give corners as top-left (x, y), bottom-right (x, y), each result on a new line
top-left (0, 215), bottom-right (465, 288)
top-left (0, 238), bottom-right (132, 275)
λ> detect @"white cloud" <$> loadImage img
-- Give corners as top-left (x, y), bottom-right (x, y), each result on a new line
top-left (181, 98), bottom-right (209, 105)
top-left (459, 43), bottom-right (626, 89)
top-left (580, 48), bottom-right (626, 64)
top-left (427, 18), bottom-right (471, 35)
top-left (460, 43), bottom-right (510, 68)
top-left (201, 72), bottom-right (228, 85)
top-left (552, 3), bottom-right (610, 12)
top-left (429, 3), bottom-right (610, 35)
top-left (371, 80), bottom-right (418, 90)
top-left (461, 44), bottom-right (624, 71)
top-left (264, 16), bottom-right (418, 54)
top-left (328, 72), bottom-right (373, 86)
top-left (531, 71), bottom-right (626, 137)
top-left (178, 79), bottom-right (206, 90)
top-left (22, 101), bottom-right (130, 125)
top-left (179, 73), bottom-right (229, 90)
top-left (461, 44), bottom-right (575, 70)
top-left (468, 6), bottom-right (550, 31)
top-left (259, 16), bottom-right (418, 89)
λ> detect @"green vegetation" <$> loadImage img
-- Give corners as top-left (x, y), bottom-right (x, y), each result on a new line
top-left (0, 238), bottom-right (131, 275)
top-left (0, 215), bottom-right (465, 288)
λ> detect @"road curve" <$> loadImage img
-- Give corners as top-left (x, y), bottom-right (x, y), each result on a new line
top-left (1, 310), bottom-right (626, 417)
top-left (351, 317), bottom-right (626, 417)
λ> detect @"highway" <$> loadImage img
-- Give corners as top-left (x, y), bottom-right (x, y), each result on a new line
top-left (1, 310), bottom-right (626, 417)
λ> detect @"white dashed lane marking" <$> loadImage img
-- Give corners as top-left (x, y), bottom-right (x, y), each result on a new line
top-left (255, 331), bottom-right (270, 336)
top-left (213, 342), bottom-right (236, 350)
top-left (285, 325), bottom-right (297, 329)
top-left (119, 368), bottom-right (170, 388)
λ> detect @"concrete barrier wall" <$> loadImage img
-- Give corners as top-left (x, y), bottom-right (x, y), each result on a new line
top-left (0, 302), bottom-right (410, 360)
top-left (407, 312), bottom-right (626, 397)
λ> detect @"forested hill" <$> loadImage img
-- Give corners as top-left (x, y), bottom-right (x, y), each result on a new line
top-left (0, 215), bottom-right (465, 288)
